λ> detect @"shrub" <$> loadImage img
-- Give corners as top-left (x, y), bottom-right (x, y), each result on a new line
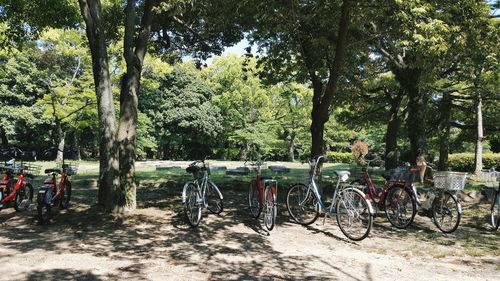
top-left (351, 141), bottom-right (369, 165)
top-left (448, 153), bottom-right (500, 172)
top-left (326, 151), bottom-right (355, 164)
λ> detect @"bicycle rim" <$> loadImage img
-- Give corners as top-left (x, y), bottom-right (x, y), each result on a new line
top-left (336, 189), bottom-right (373, 241)
top-left (490, 199), bottom-right (499, 231)
top-left (206, 182), bottom-right (223, 215)
top-left (384, 185), bottom-right (416, 229)
top-left (286, 184), bottom-right (319, 225)
top-left (248, 180), bottom-right (261, 218)
top-left (184, 183), bottom-right (202, 227)
top-left (432, 191), bottom-right (460, 233)
top-left (263, 187), bottom-right (276, 231)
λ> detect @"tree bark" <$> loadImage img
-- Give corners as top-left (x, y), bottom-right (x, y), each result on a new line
top-left (437, 91), bottom-right (452, 171)
top-left (56, 130), bottom-right (66, 162)
top-left (78, 0), bottom-right (119, 211)
top-left (115, 0), bottom-right (155, 213)
top-left (0, 126), bottom-right (8, 148)
top-left (73, 131), bottom-right (82, 161)
top-left (474, 93), bottom-right (483, 175)
top-left (384, 93), bottom-right (403, 170)
top-left (392, 67), bottom-right (427, 164)
top-left (308, 0), bottom-right (351, 158)
top-left (288, 132), bottom-right (296, 162)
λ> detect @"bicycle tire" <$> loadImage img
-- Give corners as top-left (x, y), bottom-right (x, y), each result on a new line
top-left (432, 191), bottom-right (461, 233)
top-left (37, 201), bottom-right (51, 224)
top-left (206, 181), bottom-right (223, 215)
top-left (286, 183), bottom-right (319, 226)
top-left (60, 181), bottom-right (72, 210)
top-left (184, 182), bottom-right (202, 227)
top-left (336, 188), bottom-right (373, 241)
top-left (248, 180), bottom-right (261, 218)
top-left (263, 185), bottom-right (277, 231)
top-left (492, 192), bottom-right (499, 231)
top-left (384, 185), bottom-right (416, 229)
top-left (14, 184), bottom-right (33, 212)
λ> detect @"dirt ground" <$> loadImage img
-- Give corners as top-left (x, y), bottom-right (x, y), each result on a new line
top-left (0, 177), bottom-right (499, 281)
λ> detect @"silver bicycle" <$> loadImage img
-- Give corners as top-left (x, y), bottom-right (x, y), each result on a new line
top-left (286, 155), bottom-right (374, 241)
top-left (182, 159), bottom-right (224, 227)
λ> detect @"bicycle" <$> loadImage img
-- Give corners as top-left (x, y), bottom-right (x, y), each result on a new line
top-left (182, 159), bottom-right (223, 227)
top-left (414, 170), bottom-right (465, 233)
top-left (351, 160), bottom-right (420, 229)
top-left (0, 148), bottom-right (38, 213)
top-left (247, 156), bottom-right (278, 231)
top-left (37, 148), bottom-right (77, 224)
top-left (286, 155), bottom-right (374, 241)
top-left (480, 169), bottom-right (500, 231)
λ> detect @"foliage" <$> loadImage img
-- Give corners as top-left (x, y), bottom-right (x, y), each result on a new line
top-left (351, 141), bottom-right (369, 165)
top-left (326, 151), bottom-right (354, 164)
top-left (448, 153), bottom-right (500, 172)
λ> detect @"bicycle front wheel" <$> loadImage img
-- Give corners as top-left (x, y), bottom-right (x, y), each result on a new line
top-left (384, 185), bottom-right (416, 229)
top-left (14, 184), bottom-right (33, 212)
top-left (286, 184), bottom-right (319, 225)
top-left (432, 191), bottom-right (461, 233)
top-left (248, 180), bottom-right (261, 218)
top-left (263, 185), bottom-right (277, 231)
top-left (336, 188), bottom-right (373, 241)
top-left (60, 181), bottom-right (72, 209)
top-left (491, 193), bottom-right (499, 231)
top-left (206, 181), bottom-right (223, 215)
top-left (184, 183), bottom-right (202, 227)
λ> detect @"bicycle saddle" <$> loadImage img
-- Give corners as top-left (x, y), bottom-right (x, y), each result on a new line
top-left (335, 171), bottom-right (350, 177)
top-left (45, 169), bottom-right (61, 174)
top-left (261, 176), bottom-right (273, 180)
top-left (186, 165), bottom-right (200, 174)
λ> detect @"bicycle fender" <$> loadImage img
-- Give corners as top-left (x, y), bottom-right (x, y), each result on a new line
top-left (208, 180), bottom-right (223, 200)
top-left (345, 186), bottom-right (375, 215)
top-left (182, 181), bottom-right (194, 204)
top-left (454, 194), bottom-right (462, 214)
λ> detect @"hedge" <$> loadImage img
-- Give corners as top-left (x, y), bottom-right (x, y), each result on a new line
top-left (326, 151), bottom-right (355, 164)
top-left (448, 153), bottom-right (500, 172)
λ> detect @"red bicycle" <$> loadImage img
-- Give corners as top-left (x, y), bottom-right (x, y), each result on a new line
top-left (37, 148), bottom-right (77, 224)
top-left (0, 148), bottom-right (37, 213)
top-left (247, 156), bottom-right (278, 231)
top-left (353, 160), bottom-right (420, 229)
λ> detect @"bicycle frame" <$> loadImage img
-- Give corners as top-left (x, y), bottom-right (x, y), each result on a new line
top-left (182, 165), bottom-right (223, 207)
top-left (359, 169), bottom-right (416, 208)
top-left (0, 166), bottom-right (32, 206)
top-left (304, 156), bottom-right (374, 216)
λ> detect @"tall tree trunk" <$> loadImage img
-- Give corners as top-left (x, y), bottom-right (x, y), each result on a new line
top-left (78, 0), bottom-right (119, 211)
top-left (438, 91), bottom-right (452, 171)
top-left (384, 94), bottom-right (402, 170)
top-left (288, 132), bottom-right (296, 162)
top-left (474, 93), bottom-right (483, 175)
top-left (115, 0), bottom-right (155, 213)
top-left (393, 67), bottom-right (427, 164)
top-left (308, 0), bottom-right (351, 157)
top-left (56, 130), bottom-right (66, 162)
top-left (0, 126), bottom-right (8, 148)
top-left (240, 141), bottom-right (248, 161)
top-left (74, 131), bottom-right (82, 161)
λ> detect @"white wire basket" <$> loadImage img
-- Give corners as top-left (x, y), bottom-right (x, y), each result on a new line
top-left (434, 171), bottom-right (467, 191)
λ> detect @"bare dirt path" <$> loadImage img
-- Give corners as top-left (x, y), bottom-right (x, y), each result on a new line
top-left (0, 183), bottom-right (499, 280)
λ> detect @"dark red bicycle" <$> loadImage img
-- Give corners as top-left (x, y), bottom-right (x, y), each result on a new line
top-left (0, 148), bottom-right (37, 213)
top-left (37, 148), bottom-right (77, 224)
top-left (353, 160), bottom-right (420, 229)
top-left (247, 156), bottom-right (278, 231)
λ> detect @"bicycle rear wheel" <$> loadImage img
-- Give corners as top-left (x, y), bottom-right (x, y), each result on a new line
top-left (286, 183), bottom-right (319, 225)
top-left (184, 183), bottom-right (202, 227)
top-left (491, 192), bottom-right (499, 231)
top-left (384, 185), bottom-right (416, 229)
top-left (263, 185), bottom-right (277, 231)
top-left (248, 180), bottom-right (261, 218)
top-left (336, 188), bottom-right (373, 241)
top-left (432, 191), bottom-right (461, 233)
top-left (14, 184), bottom-right (33, 212)
top-left (206, 181), bottom-right (223, 214)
